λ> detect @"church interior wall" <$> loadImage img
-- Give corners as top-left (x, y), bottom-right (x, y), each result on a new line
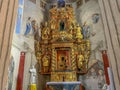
top-left (11, 0), bottom-right (44, 89)
top-left (9, 0), bottom-right (119, 90)
top-left (1, 0), bottom-right (120, 90)
top-left (75, 0), bottom-right (107, 89)
top-left (76, 0), bottom-right (106, 60)
top-left (10, 46), bottom-right (21, 90)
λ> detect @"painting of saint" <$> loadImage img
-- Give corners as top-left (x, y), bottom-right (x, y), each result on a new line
top-left (57, 50), bottom-right (70, 70)
top-left (24, 17), bottom-right (32, 35)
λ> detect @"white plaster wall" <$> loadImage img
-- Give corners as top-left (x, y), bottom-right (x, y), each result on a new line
top-left (76, 0), bottom-right (106, 54)
top-left (21, 0), bottom-right (44, 89)
top-left (11, 46), bottom-right (21, 90)
top-left (76, 0), bottom-right (106, 90)
top-left (10, 0), bottom-right (44, 89)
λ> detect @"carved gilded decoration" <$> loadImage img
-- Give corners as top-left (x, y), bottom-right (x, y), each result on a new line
top-left (34, 5), bottom-right (91, 81)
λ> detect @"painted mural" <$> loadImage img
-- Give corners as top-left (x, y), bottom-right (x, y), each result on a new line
top-left (15, 0), bottom-right (24, 34)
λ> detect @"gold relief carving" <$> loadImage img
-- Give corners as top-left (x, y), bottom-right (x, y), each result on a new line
top-left (42, 55), bottom-right (50, 73)
top-left (77, 53), bottom-right (85, 69)
top-left (51, 72), bottom-right (77, 82)
top-left (42, 22), bottom-right (50, 40)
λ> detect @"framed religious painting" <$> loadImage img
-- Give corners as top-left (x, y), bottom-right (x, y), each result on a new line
top-left (56, 47), bottom-right (71, 71)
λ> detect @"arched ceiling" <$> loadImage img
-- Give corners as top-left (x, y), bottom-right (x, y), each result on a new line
top-left (43, 0), bottom-right (77, 3)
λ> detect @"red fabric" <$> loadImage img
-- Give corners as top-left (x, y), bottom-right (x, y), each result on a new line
top-left (102, 50), bottom-right (110, 85)
top-left (16, 52), bottom-right (25, 90)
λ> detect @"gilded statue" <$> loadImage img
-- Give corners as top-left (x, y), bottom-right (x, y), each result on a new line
top-left (42, 56), bottom-right (49, 73)
top-left (50, 19), bottom-right (56, 30)
top-left (76, 25), bottom-right (83, 39)
top-left (34, 41), bottom-right (40, 52)
top-left (78, 53), bottom-right (85, 70)
top-left (42, 22), bottom-right (50, 39)
top-left (49, 7), bottom-right (57, 19)
top-left (36, 52), bottom-right (41, 61)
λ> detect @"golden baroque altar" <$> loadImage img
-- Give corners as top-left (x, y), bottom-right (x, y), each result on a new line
top-left (35, 5), bottom-right (90, 82)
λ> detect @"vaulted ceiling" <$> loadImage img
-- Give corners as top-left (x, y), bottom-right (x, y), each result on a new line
top-left (43, 0), bottom-right (77, 3)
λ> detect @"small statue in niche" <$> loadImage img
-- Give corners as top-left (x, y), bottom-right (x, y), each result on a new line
top-left (29, 65), bottom-right (37, 84)
top-left (8, 59), bottom-right (14, 90)
top-left (42, 56), bottom-right (50, 73)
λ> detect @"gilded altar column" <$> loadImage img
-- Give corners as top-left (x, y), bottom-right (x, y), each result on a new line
top-left (51, 48), bottom-right (56, 71)
top-left (71, 48), bottom-right (77, 71)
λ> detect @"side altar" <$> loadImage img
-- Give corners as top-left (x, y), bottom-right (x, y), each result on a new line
top-left (34, 4), bottom-right (90, 90)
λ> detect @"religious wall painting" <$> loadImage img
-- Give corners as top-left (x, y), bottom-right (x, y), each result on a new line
top-left (29, 0), bottom-right (36, 4)
top-left (7, 57), bottom-right (14, 90)
top-left (24, 17), bottom-right (40, 40)
top-left (24, 17), bottom-right (32, 35)
top-left (19, 0), bottom-right (24, 5)
top-left (76, 0), bottom-right (83, 8)
top-left (92, 13), bottom-right (100, 24)
top-left (83, 61), bottom-right (106, 90)
top-left (85, 0), bottom-right (90, 3)
top-left (15, 5), bottom-right (23, 34)
top-left (82, 22), bottom-right (91, 39)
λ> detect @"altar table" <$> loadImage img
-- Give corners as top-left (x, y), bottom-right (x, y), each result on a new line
top-left (46, 82), bottom-right (83, 90)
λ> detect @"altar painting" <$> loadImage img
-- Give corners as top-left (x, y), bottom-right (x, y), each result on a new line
top-left (57, 49), bottom-right (70, 71)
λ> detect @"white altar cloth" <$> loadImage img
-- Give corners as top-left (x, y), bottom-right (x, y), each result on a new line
top-left (47, 82), bottom-right (81, 85)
